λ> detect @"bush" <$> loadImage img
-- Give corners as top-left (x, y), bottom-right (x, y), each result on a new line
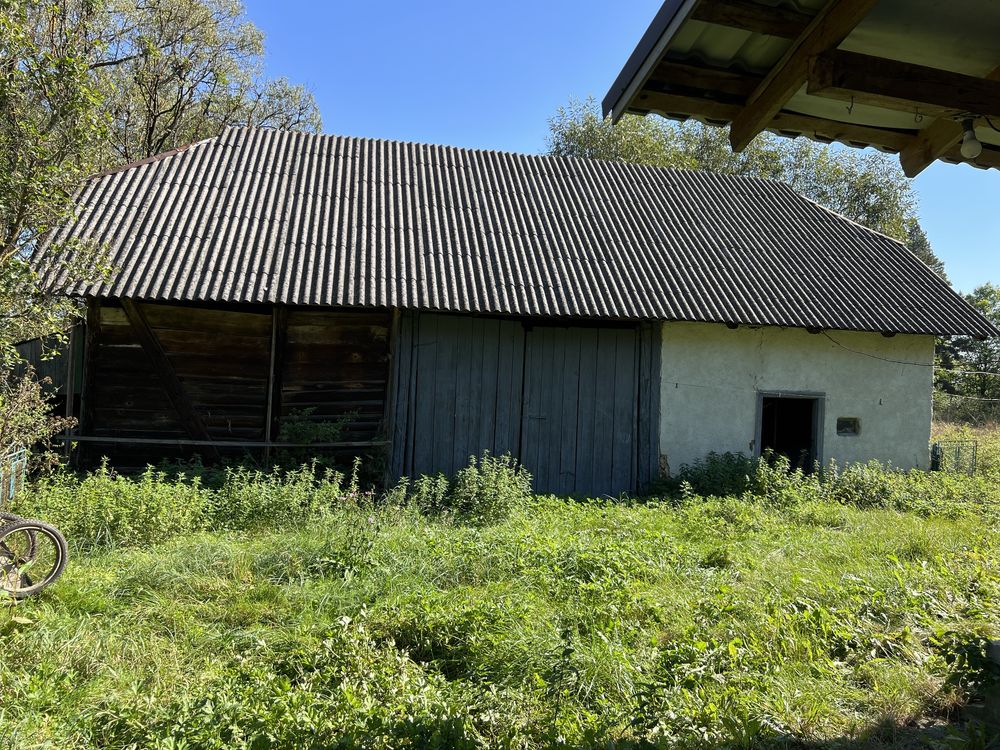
top-left (12, 461), bottom-right (360, 551)
top-left (673, 451), bottom-right (758, 497)
top-left (14, 462), bottom-right (210, 551)
top-left (393, 452), bottom-right (532, 526)
top-left (449, 453), bottom-right (532, 525)
top-left (208, 463), bottom-right (353, 531)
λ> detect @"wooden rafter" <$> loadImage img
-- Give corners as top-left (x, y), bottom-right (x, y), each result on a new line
top-left (943, 144), bottom-right (1000, 171)
top-left (690, 0), bottom-right (812, 39)
top-left (648, 60), bottom-right (760, 99)
top-left (728, 0), bottom-right (878, 152)
top-left (635, 91), bottom-right (915, 151)
top-left (808, 51), bottom-right (1000, 119)
top-left (898, 65), bottom-right (1000, 178)
top-left (120, 298), bottom-right (219, 458)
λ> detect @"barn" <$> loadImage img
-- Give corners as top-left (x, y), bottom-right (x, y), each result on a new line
top-left (37, 126), bottom-right (997, 495)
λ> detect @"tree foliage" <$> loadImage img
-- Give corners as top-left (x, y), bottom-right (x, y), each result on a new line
top-left (1, 0), bottom-right (321, 455)
top-left (547, 98), bottom-right (947, 278)
top-left (91, 0), bottom-right (321, 166)
top-left (936, 284), bottom-right (1000, 423)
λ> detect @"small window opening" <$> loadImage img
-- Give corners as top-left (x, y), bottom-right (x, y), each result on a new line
top-left (836, 417), bottom-right (861, 436)
top-left (760, 395), bottom-right (820, 472)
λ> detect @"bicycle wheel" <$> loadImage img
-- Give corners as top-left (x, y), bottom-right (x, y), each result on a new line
top-left (0, 518), bottom-right (68, 599)
top-left (0, 512), bottom-right (35, 562)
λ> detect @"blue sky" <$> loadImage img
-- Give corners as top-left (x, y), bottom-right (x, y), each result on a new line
top-left (244, 0), bottom-right (998, 293)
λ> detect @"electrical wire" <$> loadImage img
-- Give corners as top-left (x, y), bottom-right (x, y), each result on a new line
top-left (821, 331), bottom-right (1000, 378)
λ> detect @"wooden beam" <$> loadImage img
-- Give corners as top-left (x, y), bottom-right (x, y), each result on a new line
top-left (263, 303), bottom-right (288, 454)
top-left (728, 0), bottom-right (878, 152)
top-left (898, 65), bottom-right (1000, 178)
top-left (691, 0), bottom-right (812, 39)
top-left (54, 435), bottom-right (389, 449)
top-left (648, 60), bottom-right (760, 98)
top-left (635, 91), bottom-right (741, 121)
top-left (942, 144), bottom-right (1000, 171)
top-left (79, 301), bottom-right (100, 437)
top-left (808, 50), bottom-right (1000, 119)
top-left (120, 298), bottom-right (219, 459)
top-left (899, 120), bottom-right (964, 178)
top-left (634, 91), bottom-right (915, 150)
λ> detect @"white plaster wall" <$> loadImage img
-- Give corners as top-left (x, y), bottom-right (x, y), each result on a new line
top-left (659, 322), bottom-right (935, 474)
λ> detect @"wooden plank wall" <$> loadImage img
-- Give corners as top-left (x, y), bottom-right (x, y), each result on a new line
top-left (392, 313), bottom-right (525, 479)
top-left (520, 326), bottom-right (639, 496)
top-left (81, 300), bottom-right (391, 466)
top-left (280, 310), bottom-right (391, 443)
top-left (391, 313), bottom-right (662, 496)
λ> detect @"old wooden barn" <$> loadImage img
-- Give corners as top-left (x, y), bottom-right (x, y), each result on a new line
top-left (36, 127), bottom-right (997, 495)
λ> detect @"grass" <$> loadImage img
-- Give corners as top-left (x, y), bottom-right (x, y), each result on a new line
top-left (1, 444), bottom-right (999, 749)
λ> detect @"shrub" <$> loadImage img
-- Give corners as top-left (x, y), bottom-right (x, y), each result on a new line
top-left (449, 453), bottom-right (532, 525)
top-left (208, 463), bottom-right (351, 531)
top-left (391, 452), bottom-right (532, 526)
top-left (15, 462), bottom-right (210, 551)
top-left (673, 451), bottom-right (757, 497)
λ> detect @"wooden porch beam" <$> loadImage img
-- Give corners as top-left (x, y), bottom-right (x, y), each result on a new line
top-left (898, 65), bottom-right (1000, 178)
top-left (942, 144), bottom-right (1000, 171)
top-left (808, 51), bottom-right (1000, 119)
top-left (691, 0), bottom-right (812, 39)
top-left (648, 60), bottom-right (760, 98)
top-left (728, 0), bottom-right (878, 152)
top-left (120, 298), bottom-right (219, 458)
top-left (636, 91), bottom-right (915, 151)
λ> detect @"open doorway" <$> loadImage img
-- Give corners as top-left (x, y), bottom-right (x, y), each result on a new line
top-left (758, 394), bottom-right (822, 471)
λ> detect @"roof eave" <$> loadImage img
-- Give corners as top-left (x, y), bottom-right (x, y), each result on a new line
top-left (601, 0), bottom-right (697, 120)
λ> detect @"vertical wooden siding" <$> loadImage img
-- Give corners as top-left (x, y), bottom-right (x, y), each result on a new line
top-left (392, 313), bottom-right (661, 496)
top-left (393, 313), bottom-right (525, 478)
top-left (521, 326), bottom-right (639, 496)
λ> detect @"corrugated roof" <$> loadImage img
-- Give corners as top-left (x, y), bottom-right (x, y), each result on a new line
top-left (41, 126), bottom-right (997, 337)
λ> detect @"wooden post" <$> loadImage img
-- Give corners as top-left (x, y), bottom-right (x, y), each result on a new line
top-left (62, 325), bottom-right (78, 458)
top-left (120, 298), bottom-right (220, 460)
top-left (264, 304), bottom-right (288, 459)
top-left (381, 309), bottom-right (402, 485)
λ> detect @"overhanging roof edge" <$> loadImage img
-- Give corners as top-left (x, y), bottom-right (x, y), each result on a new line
top-left (601, 0), bottom-right (697, 120)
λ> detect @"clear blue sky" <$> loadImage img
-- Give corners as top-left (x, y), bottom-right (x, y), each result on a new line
top-left (245, 0), bottom-right (998, 294)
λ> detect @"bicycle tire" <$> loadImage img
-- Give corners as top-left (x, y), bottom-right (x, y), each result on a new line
top-left (0, 512), bottom-right (35, 561)
top-left (0, 518), bottom-right (68, 599)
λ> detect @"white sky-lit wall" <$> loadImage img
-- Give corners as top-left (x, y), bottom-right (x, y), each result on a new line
top-left (659, 323), bottom-right (935, 474)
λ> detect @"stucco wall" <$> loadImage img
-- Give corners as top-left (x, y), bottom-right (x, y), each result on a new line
top-left (659, 322), bottom-right (935, 474)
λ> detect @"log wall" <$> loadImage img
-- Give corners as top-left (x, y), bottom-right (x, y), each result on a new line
top-left (81, 300), bottom-right (391, 466)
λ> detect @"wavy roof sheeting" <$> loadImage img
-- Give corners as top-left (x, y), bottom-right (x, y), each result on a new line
top-left (41, 126), bottom-right (997, 337)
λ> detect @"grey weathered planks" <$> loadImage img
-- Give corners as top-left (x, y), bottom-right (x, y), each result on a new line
top-left (393, 313), bottom-right (657, 497)
top-left (395, 313), bottom-right (526, 479)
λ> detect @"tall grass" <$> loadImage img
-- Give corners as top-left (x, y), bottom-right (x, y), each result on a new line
top-left (1, 444), bottom-right (999, 749)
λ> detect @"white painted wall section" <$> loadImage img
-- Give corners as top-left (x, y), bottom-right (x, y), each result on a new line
top-left (659, 322), bottom-right (935, 473)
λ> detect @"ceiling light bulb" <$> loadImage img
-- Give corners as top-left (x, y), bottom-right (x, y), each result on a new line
top-left (961, 119), bottom-right (982, 159)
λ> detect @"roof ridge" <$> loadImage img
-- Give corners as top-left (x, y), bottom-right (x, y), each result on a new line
top-left (219, 124), bottom-right (793, 189)
top-left (93, 135), bottom-right (220, 178)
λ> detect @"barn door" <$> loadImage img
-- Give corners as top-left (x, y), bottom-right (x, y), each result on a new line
top-left (520, 326), bottom-right (638, 496)
top-left (399, 314), bottom-right (525, 478)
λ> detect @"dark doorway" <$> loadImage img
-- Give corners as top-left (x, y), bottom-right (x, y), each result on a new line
top-left (759, 395), bottom-right (820, 471)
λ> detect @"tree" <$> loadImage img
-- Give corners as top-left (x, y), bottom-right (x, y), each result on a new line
top-left (0, 1), bottom-right (106, 457)
top-left (90, 0), bottom-right (321, 166)
top-left (935, 284), bottom-right (1000, 423)
top-left (547, 98), bottom-right (947, 278)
